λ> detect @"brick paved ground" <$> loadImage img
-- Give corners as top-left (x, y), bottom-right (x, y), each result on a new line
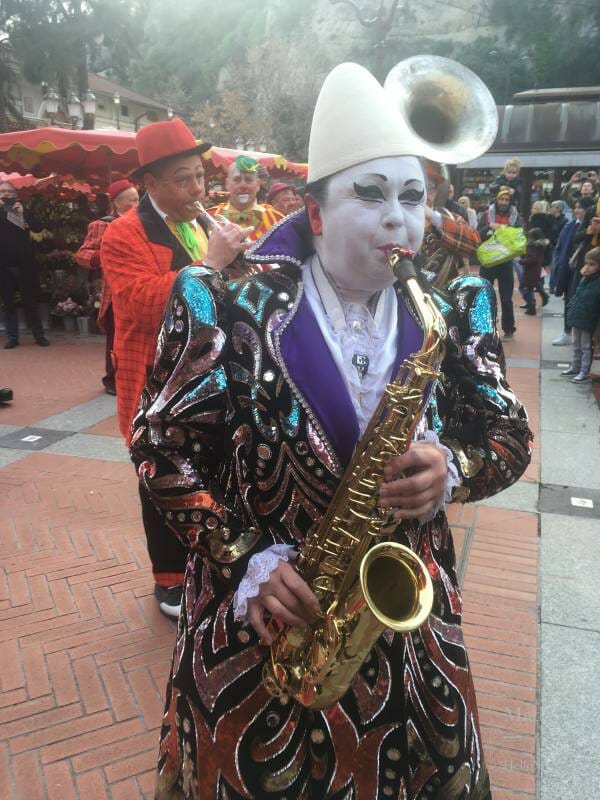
top-left (0, 310), bottom-right (542, 799)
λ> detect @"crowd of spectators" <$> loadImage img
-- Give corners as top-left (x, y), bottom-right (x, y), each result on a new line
top-left (454, 158), bottom-right (600, 381)
top-left (2, 154), bottom-right (599, 394)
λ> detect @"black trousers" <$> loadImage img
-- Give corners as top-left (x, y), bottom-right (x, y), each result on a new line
top-left (138, 479), bottom-right (188, 585)
top-left (101, 304), bottom-right (116, 388)
top-left (480, 261), bottom-right (516, 335)
top-left (0, 266), bottom-right (44, 341)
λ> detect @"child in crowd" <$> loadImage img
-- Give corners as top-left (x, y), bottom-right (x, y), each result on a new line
top-left (458, 195), bottom-right (478, 228)
top-left (562, 246), bottom-right (600, 382)
top-left (490, 157), bottom-right (523, 209)
top-left (518, 228), bottom-right (550, 315)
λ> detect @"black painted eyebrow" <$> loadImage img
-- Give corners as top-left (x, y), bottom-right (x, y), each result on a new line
top-left (356, 173), bottom-right (388, 182)
top-left (404, 179), bottom-right (424, 186)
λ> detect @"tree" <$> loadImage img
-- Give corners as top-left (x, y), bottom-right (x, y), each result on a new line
top-left (486, 0), bottom-right (600, 91)
top-left (192, 90), bottom-right (263, 149)
top-left (0, 43), bottom-right (22, 132)
top-left (185, 11), bottom-right (331, 161)
top-left (129, 0), bottom-right (270, 109)
top-left (0, 0), bottom-right (142, 99)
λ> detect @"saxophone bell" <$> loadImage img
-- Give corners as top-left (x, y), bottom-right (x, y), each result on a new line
top-left (359, 541), bottom-right (433, 632)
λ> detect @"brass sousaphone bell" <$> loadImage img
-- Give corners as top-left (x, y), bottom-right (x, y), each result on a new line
top-left (383, 54), bottom-right (499, 166)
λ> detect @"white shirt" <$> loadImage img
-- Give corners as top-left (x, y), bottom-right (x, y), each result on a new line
top-left (302, 254), bottom-right (398, 436)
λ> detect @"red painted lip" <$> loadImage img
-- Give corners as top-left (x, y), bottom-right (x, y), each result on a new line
top-left (377, 245), bottom-right (416, 257)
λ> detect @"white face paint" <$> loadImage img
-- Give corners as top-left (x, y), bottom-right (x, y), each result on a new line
top-left (313, 156), bottom-right (426, 298)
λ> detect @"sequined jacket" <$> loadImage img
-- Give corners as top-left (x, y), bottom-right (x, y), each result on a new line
top-left (130, 209), bottom-right (532, 590)
top-left (130, 210), bottom-right (531, 799)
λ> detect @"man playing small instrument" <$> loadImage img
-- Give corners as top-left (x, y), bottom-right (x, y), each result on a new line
top-left (210, 155), bottom-right (283, 240)
top-left (101, 117), bottom-right (251, 618)
top-left (131, 63), bottom-right (531, 798)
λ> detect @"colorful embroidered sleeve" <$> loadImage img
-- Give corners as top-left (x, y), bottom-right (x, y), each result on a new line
top-left (129, 266), bottom-right (273, 587)
top-left (432, 276), bottom-right (532, 503)
top-left (75, 219), bottom-right (109, 269)
top-left (435, 213), bottom-right (481, 257)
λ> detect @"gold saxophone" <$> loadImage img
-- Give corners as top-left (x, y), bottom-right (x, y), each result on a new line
top-left (263, 249), bottom-right (447, 709)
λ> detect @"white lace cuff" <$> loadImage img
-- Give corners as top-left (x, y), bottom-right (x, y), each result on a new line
top-left (233, 543), bottom-right (298, 622)
top-left (415, 429), bottom-right (462, 522)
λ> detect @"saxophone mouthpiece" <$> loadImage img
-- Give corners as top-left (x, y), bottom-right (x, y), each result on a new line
top-left (385, 247), bottom-right (417, 282)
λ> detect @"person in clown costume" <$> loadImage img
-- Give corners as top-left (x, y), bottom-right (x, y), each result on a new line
top-left (210, 155), bottom-right (283, 241)
top-left (131, 62), bottom-right (531, 799)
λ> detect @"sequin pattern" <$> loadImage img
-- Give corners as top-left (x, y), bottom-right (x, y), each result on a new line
top-left (130, 263), bottom-right (530, 800)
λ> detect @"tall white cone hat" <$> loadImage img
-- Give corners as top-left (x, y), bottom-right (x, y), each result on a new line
top-left (308, 62), bottom-right (429, 183)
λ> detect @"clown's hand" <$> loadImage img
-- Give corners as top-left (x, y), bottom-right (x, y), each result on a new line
top-left (203, 223), bottom-right (254, 271)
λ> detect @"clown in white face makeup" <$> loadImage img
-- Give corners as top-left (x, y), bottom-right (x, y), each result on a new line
top-left (306, 156), bottom-right (426, 302)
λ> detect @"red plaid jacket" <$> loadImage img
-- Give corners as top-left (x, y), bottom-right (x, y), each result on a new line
top-left (75, 218), bottom-right (112, 328)
top-left (422, 209), bottom-right (480, 260)
top-left (101, 195), bottom-right (208, 443)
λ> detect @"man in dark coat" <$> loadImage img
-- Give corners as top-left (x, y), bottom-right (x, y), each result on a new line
top-left (0, 181), bottom-right (49, 349)
top-left (478, 187), bottom-right (523, 340)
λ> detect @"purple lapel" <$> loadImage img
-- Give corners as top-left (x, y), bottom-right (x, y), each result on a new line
top-left (251, 211), bottom-right (430, 465)
top-left (278, 288), bottom-right (425, 469)
top-left (279, 293), bottom-right (359, 468)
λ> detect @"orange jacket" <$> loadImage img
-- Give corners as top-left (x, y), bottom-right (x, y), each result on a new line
top-left (101, 194), bottom-right (208, 443)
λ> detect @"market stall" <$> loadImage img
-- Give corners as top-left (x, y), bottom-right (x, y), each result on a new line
top-left (0, 127), bottom-right (307, 334)
top-left (0, 127), bottom-right (307, 190)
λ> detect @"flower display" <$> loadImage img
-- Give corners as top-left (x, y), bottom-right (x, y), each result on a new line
top-left (52, 297), bottom-right (86, 317)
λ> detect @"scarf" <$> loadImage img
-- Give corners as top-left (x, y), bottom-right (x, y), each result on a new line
top-left (488, 203), bottom-right (519, 227)
top-left (174, 220), bottom-right (201, 261)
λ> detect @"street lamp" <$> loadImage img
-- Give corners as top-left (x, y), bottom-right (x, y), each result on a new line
top-left (234, 136), bottom-right (244, 151)
top-left (113, 91), bottom-right (120, 129)
top-left (44, 88), bottom-right (59, 126)
top-left (66, 93), bottom-right (81, 128)
top-left (246, 138), bottom-right (255, 152)
top-left (258, 138), bottom-right (267, 153)
top-left (82, 89), bottom-right (96, 129)
top-left (167, 106), bottom-right (174, 119)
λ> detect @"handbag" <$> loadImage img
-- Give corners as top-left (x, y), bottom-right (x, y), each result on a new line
top-left (568, 242), bottom-right (584, 270)
top-left (477, 226), bottom-right (527, 268)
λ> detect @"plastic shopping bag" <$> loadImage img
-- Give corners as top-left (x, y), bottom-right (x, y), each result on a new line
top-left (477, 226), bottom-right (527, 267)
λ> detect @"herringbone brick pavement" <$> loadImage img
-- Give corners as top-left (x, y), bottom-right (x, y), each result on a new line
top-left (1, 337), bottom-right (107, 426)
top-left (0, 319), bottom-right (541, 799)
top-left (0, 452), bottom-right (172, 799)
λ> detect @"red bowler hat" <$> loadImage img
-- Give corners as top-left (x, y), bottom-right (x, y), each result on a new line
top-left (130, 118), bottom-right (211, 180)
top-left (108, 179), bottom-right (135, 200)
top-left (266, 182), bottom-right (295, 204)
